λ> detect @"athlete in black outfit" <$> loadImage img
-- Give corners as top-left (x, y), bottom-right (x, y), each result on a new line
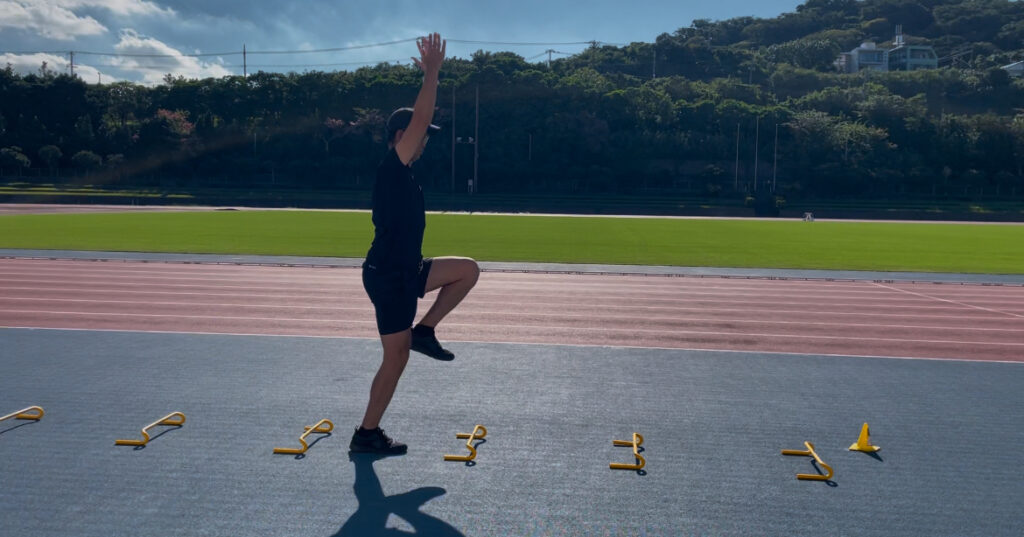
top-left (351, 33), bottom-right (480, 455)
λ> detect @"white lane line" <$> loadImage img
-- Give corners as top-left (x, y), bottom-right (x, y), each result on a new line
top-left (0, 285), bottom-right (1000, 313)
top-left (871, 282), bottom-right (1024, 319)
top-left (3, 324), bottom-right (1022, 364)
top-left (3, 325), bottom-right (1021, 364)
top-left (1, 293), bottom-right (1015, 322)
top-left (2, 297), bottom-right (1022, 333)
top-left (3, 309), bottom-right (1023, 347)
top-left (5, 261), bottom-right (1020, 292)
top-left (0, 269), bottom-right (911, 295)
top-left (0, 309), bottom-right (374, 324)
top-left (0, 278), bottom-right (973, 304)
top-left (6, 257), bottom-right (1023, 288)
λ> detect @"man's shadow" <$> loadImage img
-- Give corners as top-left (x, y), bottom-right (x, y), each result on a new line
top-left (333, 453), bottom-right (465, 537)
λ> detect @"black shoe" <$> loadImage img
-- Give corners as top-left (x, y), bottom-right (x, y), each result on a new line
top-left (349, 427), bottom-right (407, 455)
top-left (411, 332), bottom-right (455, 361)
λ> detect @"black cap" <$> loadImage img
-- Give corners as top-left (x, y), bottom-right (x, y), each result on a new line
top-left (386, 107), bottom-right (441, 141)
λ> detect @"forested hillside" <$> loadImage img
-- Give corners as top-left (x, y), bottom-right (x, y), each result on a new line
top-left (2, 0), bottom-right (1023, 206)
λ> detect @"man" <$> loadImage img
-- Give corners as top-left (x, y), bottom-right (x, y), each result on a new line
top-left (351, 33), bottom-right (480, 456)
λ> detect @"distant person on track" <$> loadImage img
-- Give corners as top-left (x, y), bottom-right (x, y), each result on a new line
top-left (351, 33), bottom-right (481, 456)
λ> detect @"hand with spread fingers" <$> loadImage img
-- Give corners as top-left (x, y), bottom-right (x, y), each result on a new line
top-left (412, 32), bottom-right (446, 76)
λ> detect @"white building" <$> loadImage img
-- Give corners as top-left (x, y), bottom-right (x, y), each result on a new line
top-left (836, 28), bottom-right (938, 74)
top-left (1002, 61), bottom-right (1024, 78)
top-left (836, 42), bottom-right (889, 74)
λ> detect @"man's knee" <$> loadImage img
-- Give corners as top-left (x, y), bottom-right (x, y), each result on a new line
top-left (464, 258), bottom-right (480, 286)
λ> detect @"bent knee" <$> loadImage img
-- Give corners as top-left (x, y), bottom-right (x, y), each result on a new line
top-left (464, 259), bottom-right (480, 285)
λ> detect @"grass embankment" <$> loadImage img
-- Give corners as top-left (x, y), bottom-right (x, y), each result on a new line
top-left (1, 210), bottom-right (1021, 274)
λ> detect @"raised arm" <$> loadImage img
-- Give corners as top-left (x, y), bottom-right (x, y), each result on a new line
top-left (395, 33), bottom-right (446, 165)
top-left (393, 33), bottom-right (446, 163)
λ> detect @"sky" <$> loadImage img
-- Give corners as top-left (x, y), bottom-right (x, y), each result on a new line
top-left (0, 1), bottom-right (803, 85)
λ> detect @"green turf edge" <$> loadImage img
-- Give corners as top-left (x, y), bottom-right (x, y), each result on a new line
top-left (1, 211), bottom-right (1022, 274)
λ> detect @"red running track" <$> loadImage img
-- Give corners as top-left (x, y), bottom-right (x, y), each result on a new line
top-left (1, 258), bottom-right (1022, 362)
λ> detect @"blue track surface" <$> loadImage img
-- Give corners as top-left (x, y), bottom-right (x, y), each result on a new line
top-left (2, 328), bottom-right (1022, 536)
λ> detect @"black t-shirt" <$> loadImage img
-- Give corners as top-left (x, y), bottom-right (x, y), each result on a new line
top-left (364, 148), bottom-right (426, 271)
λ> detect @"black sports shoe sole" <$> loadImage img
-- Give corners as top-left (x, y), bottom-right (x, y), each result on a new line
top-left (348, 445), bottom-right (408, 456)
top-left (410, 338), bottom-right (455, 361)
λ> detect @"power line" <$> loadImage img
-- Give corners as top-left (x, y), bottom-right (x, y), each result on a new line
top-left (74, 49), bottom-right (239, 58)
top-left (245, 38), bottom-right (419, 55)
top-left (2, 37), bottom-right (605, 60)
top-left (448, 39), bottom-right (596, 46)
top-left (83, 57), bottom-right (410, 69)
top-left (228, 59), bottom-right (409, 69)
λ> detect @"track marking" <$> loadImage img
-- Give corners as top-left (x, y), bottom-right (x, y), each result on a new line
top-left (2, 297), bottom-right (1022, 333)
top-left (2, 325), bottom-right (1021, 365)
top-left (4, 309), bottom-right (1023, 347)
top-left (3, 293), bottom-right (1018, 322)
top-left (6, 256), bottom-right (1024, 286)
top-left (872, 282), bottom-right (1024, 319)
top-left (0, 285), bottom-right (1010, 314)
top-left (4, 278), bottom-right (1008, 306)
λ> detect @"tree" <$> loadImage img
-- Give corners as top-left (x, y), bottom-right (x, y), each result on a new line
top-left (71, 150), bottom-right (102, 174)
top-left (0, 146), bottom-right (31, 175)
top-left (74, 115), bottom-right (94, 145)
top-left (105, 153), bottom-right (126, 181)
top-left (765, 38), bottom-right (842, 70)
top-left (38, 145), bottom-right (62, 173)
top-left (319, 118), bottom-right (347, 155)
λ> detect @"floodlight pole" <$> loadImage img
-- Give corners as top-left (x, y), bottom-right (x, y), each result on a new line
top-left (451, 83), bottom-right (456, 193)
top-left (474, 85), bottom-right (479, 194)
top-left (772, 123), bottom-right (779, 193)
top-left (734, 123), bottom-right (740, 191)
top-left (753, 116), bottom-right (760, 193)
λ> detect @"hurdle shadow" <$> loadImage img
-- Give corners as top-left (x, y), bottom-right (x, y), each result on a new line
top-left (635, 446), bottom-right (648, 476)
top-left (0, 421), bottom-right (37, 435)
top-left (293, 433), bottom-right (332, 460)
top-left (463, 438), bottom-right (486, 467)
top-left (333, 453), bottom-right (465, 537)
top-left (116, 425), bottom-right (183, 450)
top-left (810, 460), bottom-right (838, 488)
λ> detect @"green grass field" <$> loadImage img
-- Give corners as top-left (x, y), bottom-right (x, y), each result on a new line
top-left (1, 210), bottom-right (1022, 274)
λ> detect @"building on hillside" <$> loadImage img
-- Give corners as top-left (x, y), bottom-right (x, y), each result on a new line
top-left (835, 42), bottom-right (888, 74)
top-left (886, 25), bottom-right (937, 72)
top-left (836, 26), bottom-right (938, 73)
top-left (1002, 61), bottom-right (1024, 78)
top-left (887, 44), bottom-right (938, 71)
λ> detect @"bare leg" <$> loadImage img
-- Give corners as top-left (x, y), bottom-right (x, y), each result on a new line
top-left (418, 256), bottom-right (480, 328)
top-left (360, 329), bottom-right (411, 430)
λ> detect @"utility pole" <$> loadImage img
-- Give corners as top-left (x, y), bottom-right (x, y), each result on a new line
top-left (452, 85), bottom-right (480, 194)
top-left (652, 44), bottom-right (656, 79)
top-left (69, 51), bottom-right (74, 78)
top-left (734, 123), bottom-right (740, 191)
top-left (473, 85), bottom-right (479, 195)
top-left (451, 84), bottom-right (456, 193)
top-left (772, 123), bottom-right (779, 193)
top-left (753, 116), bottom-right (760, 193)
top-left (243, 44), bottom-right (247, 78)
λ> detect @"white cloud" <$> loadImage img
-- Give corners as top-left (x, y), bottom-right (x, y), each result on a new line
top-left (0, 1), bottom-right (174, 40)
top-left (110, 29), bottom-right (231, 85)
top-left (0, 52), bottom-right (118, 83)
top-left (0, 1), bottom-right (107, 40)
top-left (54, 0), bottom-right (175, 18)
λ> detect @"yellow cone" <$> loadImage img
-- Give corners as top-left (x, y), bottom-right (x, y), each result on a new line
top-left (849, 422), bottom-right (880, 452)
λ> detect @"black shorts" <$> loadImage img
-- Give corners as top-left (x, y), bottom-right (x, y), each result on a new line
top-left (362, 258), bottom-right (433, 335)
